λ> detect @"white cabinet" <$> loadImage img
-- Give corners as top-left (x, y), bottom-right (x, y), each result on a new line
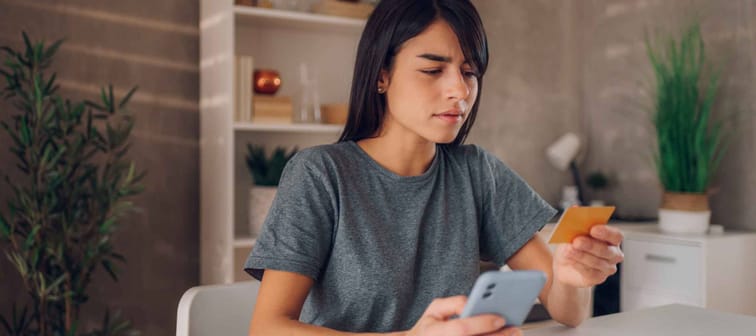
top-left (200, 1), bottom-right (365, 284)
top-left (620, 224), bottom-right (756, 316)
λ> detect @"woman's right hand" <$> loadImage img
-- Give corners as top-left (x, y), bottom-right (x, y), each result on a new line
top-left (405, 296), bottom-right (522, 336)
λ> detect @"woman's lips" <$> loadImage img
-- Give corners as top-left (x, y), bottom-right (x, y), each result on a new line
top-left (433, 111), bottom-right (464, 124)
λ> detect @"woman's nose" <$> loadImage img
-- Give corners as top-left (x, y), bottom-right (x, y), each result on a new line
top-left (445, 71), bottom-right (470, 101)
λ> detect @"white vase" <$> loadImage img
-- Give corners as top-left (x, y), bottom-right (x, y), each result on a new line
top-left (249, 186), bottom-right (277, 237)
top-left (658, 192), bottom-right (711, 235)
top-left (658, 208), bottom-right (711, 234)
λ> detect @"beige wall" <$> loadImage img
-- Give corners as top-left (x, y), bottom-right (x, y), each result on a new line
top-left (470, 0), bottom-right (582, 205)
top-left (574, 0), bottom-right (756, 229)
top-left (0, 0), bottom-right (199, 335)
top-left (473, 0), bottom-right (756, 231)
top-left (0, 0), bottom-right (754, 334)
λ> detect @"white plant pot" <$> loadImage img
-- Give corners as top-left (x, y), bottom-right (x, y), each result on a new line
top-left (249, 186), bottom-right (277, 237)
top-left (658, 208), bottom-right (711, 234)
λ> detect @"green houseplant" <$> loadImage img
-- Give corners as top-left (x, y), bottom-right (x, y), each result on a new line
top-left (245, 144), bottom-right (296, 236)
top-left (0, 33), bottom-right (144, 335)
top-left (645, 22), bottom-right (733, 233)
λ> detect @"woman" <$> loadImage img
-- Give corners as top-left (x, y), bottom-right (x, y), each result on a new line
top-left (246, 0), bottom-right (624, 335)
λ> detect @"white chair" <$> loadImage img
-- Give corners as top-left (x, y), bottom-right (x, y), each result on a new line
top-left (176, 281), bottom-right (260, 336)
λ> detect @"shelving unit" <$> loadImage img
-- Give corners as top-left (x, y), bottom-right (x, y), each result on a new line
top-left (233, 122), bottom-right (344, 133)
top-left (200, 0), bottom-right (365, 284)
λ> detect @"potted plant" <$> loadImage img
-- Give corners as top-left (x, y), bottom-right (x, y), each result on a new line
top-left (645, 22), bottom-right (733, 234)
top-left (245, 144), bottom-right (297, 236)
top-left (586, 171), bottom-right (610, 207)
top-left (0, 33), bottom-right (143, 335)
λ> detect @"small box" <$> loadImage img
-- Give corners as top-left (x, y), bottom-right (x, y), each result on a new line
top-left (321, 103), bottom-right (348, 125)
top-left (252, 95), bottom-right (293, 124)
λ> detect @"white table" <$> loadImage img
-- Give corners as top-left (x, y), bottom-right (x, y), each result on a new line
top-left (525, 304), bottom-right (756, 336)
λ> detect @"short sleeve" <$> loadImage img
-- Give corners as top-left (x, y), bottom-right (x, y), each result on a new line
top-left (244, 151), bottom-right (337, 281)
top-left (477, 148), bottom-right (557, 267)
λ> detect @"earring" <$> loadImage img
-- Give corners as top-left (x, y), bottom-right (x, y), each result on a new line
top-left (377, 86), bottom-right (386, 94)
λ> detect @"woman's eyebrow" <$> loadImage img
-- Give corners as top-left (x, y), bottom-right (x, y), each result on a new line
top-left (416, 53), bottom-right (472, 67)
top-left (416, 53), bottom-right (452, 63)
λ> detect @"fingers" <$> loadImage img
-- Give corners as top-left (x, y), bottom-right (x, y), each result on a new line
top-left (590, 225), bottom-right (624, 246)
top-left (422, 296), bottom-right (468, 320)
top-left (573, 236), bottom-right (624, 264)
top-left (564, 245), bottom-right (618, 275)
top-left (424, 314), bottom-right (506, 336)
top-left (564, 254), bottom-right (610, 283)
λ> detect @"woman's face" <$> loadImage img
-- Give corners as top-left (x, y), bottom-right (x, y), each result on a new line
top-left (379, 19), bottom-right (479, 145)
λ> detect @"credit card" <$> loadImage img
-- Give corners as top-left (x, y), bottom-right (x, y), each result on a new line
top-left (548, 206), bottom-right (616, 244)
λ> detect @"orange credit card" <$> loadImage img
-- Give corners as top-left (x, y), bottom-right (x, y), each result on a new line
top-left (547, 206), bottom-right (616, 244)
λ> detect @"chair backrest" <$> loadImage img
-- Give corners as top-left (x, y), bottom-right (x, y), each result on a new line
top-left (176, 281), bottom-right (260, 336)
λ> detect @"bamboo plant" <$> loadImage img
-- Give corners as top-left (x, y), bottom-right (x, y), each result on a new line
top-left (646, 22), bottom-right (731, 194)
top-left (0, 33), bottom-right (143, 336)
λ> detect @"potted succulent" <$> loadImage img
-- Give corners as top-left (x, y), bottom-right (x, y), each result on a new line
top-left (0, 33), bottom-right (142, 335)
top-left (245, 144), bottom-right (297, 236)
top-left (586, 171), bottom-right (610, 207)
top-left (645, 22), bottom-right (734, 234)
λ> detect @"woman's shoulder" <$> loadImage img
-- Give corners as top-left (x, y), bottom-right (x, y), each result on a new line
top-left (286, 142), bottom-right (357, 175)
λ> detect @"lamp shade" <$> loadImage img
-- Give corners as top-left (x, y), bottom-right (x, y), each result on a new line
top-left (546, 133), bottom-right (581, 171)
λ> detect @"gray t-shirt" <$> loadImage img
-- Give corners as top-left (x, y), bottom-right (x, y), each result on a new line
top-left (245, 141), bottom-right (556, 333)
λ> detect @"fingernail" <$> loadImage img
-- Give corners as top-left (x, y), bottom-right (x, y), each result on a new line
top-left (495, 318), bottom-right (506, 328)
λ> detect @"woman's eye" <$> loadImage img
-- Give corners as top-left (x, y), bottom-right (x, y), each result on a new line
top-left (420, 69), bottom-right (442, 75)
top-left (463, 70), bottom-right (478, 78)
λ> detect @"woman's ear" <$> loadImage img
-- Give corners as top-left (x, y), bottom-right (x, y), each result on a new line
top-left (377, 69), bottom-right (390, 93)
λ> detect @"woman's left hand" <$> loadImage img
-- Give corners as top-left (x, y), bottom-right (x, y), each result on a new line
top-left (553, 225), bottom-right (625, 288)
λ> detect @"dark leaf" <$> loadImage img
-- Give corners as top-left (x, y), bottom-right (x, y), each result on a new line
top-left (0, 214), bottom-right (9, 238)
top-left (101, 259), bottom-right (119, 281)
top-left (43, 38), bottom-right (65, 60)
top-left (119, 86), bottom-right (138, 110)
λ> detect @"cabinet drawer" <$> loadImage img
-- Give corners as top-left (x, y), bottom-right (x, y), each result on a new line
top-left (621, 287), bottom-right (703, 312)
top-left (622, 239), bottom-right (702, 300)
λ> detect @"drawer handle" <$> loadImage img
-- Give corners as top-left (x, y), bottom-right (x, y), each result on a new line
top-left (645, 254), bottom-right (676, 264)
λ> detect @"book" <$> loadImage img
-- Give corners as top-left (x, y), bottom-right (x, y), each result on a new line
top-left (252, 95), bottom-right (293, 124)
top-left (234, 55), bottom-right (254, 122)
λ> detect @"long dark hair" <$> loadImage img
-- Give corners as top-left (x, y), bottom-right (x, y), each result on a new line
top-left (337, 0), bottom-right (489, 147)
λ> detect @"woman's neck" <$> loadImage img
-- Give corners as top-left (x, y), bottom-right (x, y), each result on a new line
top-left (356, 133), bottom-right (436, 177)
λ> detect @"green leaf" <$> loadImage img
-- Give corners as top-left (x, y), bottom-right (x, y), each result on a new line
top-left (108, 84), bottom-right (115, 112)
top-left (43, 38), bottom-right (65, 60)
top-left (100, 217), bottom-right (116, 234)
top-left (23, 225), bottom-right (40, 249)
top-left (119, 86), bottom-right (138, 109)
top-left (0, 214), bottom-right (9, 238)
top-left (46, 274), bottom-right (67, 295)
top-left (21, 32), bottom-right (32, 56)
top-left (102, 259), bottom-right (119, 281)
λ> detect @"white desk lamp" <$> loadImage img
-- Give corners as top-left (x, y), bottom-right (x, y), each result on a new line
top-left (546, 133), bottom-right (585, 206)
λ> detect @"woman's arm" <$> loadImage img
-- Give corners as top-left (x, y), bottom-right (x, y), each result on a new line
top-left (506, 225), bottom-right (624, 327)
top-left (249, 270), bottom-right (402, 335)
top-left (249, 270), bottom-right (516, 336)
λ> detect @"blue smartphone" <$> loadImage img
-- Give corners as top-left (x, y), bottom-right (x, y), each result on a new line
top-left (459, 270), bottom-right (547, 326)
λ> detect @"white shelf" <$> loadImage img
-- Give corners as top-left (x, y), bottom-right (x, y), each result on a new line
top-left (201, 0), bottom-right (360, 284)
top-left (234, 122), bottom-right (344, 133)
top-left (234, 5), bottom-right (366, 33)
top-left (233, 237), bottom-right (257, 248)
